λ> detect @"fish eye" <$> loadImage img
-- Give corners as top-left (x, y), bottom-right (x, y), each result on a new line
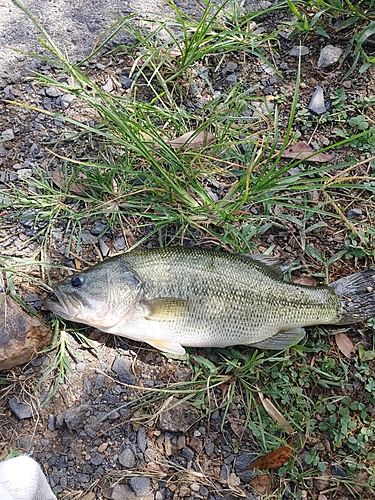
top-left (71, 275), bottom-right (84, 288)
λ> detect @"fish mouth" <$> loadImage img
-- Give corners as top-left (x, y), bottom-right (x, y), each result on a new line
top-left (44, 287), bottom-right (83, 321)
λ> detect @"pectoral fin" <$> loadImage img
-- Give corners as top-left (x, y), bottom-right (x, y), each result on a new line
top-left (144, 297), bottom-right (190, 321)
top-left (250, 328), bottom-right (306, 350)
top-left (146, 339), bottom-right (186, 355)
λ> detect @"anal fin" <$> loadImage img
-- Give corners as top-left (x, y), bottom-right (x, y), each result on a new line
top-left (146, 339), bottom-right (186, 355)
top-left (250, 328), bottom-right (306, 350)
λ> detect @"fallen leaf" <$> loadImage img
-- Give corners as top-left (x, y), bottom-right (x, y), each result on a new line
top-left (246, 441), bottom-right (294, 470)
top-left (227, 472), bottom-right (241, 488)
top-left (166, 130), bottom-right (215, 151)
top-left (167, 48), bottom-right (182, 58)
top-left (281, 141), bottom-right (334, 163)
top-left (335, 332), bottom-right (356, 358)
top-left (292, 274), bottom-right (318, 286)
top-left (258, 391), bottom-right (294, 434)
top-left (358, 344), bottom-right (375, 361)
top-left (227, 415), bottom-right (246, 439)
top-left (250, 474), bottom-right (271, 495)
top-left (51, 170), bottom-right (88, 194)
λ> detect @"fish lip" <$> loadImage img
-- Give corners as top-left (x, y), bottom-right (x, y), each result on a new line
top-left (44, 286), bottom-right (82, 320)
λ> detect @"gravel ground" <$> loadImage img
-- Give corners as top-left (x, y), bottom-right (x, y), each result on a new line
top-left (0, 0), bottom-right (276, 89)
top-left (1, 1), bottom-right (375, 499)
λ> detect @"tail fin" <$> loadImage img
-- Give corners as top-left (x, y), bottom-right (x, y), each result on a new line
top-left (330, 269), bottom-right (375, 324)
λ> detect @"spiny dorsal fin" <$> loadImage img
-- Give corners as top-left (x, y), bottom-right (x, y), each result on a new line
top-left (250, 328), bottom-right (305, 350)
top-left (243, 254), bottom-right (292, 280)
top-left (146, 339), bottom-right (186, 355)
top-left (144, 297), bottom-right (190, 321)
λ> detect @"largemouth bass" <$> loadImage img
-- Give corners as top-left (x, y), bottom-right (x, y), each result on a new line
top-left (45, 247), bottom-right (375, 354)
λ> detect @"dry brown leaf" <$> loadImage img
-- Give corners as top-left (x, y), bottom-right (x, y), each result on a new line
top-left (51, 170), bottom-right (88, 194)
top-left (292, 274), bottom-right (318, 286)
top-left (258, 391), bottom-right (294, 434)
top-left (281, 141), bottom-right (334, 163)
top-left (227, 415), bottom-right (246, 439)
top-left (166, 130), bottom-right (215, 151)
top-left (167, 48), bottom-right (182, 58)
top-left (335, 332), bottom-right (356, 358)
top-left (250, 474), bottom-right (271, 495)
top-left (246, 441), bottom-right (294, 470)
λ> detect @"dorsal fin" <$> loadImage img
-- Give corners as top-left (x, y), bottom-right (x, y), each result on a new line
top-left (243, 254), bottom-right (291, 280)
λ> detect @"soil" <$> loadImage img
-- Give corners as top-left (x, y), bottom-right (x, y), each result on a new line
top-left (1, 1), bottom-right (375, 500)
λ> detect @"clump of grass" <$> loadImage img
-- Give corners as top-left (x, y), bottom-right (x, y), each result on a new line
top-left (285, 0), bottom-right (375, 76)
top-left (7, 0), bottom-right (375, 258)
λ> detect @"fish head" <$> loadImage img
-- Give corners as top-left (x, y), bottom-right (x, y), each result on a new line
top-left (45, 258), bottom-right (142, 329)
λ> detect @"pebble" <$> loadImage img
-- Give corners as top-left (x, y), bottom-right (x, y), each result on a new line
top-left (112, 357), bottom-right (135, 384)
top-left (8, 398), bottom-right (34, 419)
top-left (91, 221), bottom-right (107, 235)
top-left (48, 414), bottom-right (56, 431)
top-left (102, 79), bottom-right (114, 92)
top-left (129, 476), bottom-right (151, 496)
top-left (159, 398), bottom-right (199, 432)
top-left (113, 236), bottom-right (126, 251)
top-left (137, 426), bottom-right (147, 453)
top-left (289, 45), bottom-right (309, 57)
top-left (120, 75), bottom-right (133, 89)
top-left (64, 403), bottom-right (90, 431)
top-left (223, 74), bottom-right (237, 86)
top-left (346, 207), bottom-right (362, 220)
top-left (118, 448), bottom-right (136, 468)
top-left (317, 45), bottom-right (343, 68)
top-left (204, 441), bottom-right (215, 456)
top-left (2, 128), bottom-right (14, 140)
top-left (180, 447), bottom-right (194, 461)
top-left (45, 86), bottom-right (62, 97)
top-left (99, 238), bottom-right (111, 257)
top-left (308, 86), bottom-right (328, 116)
top-left (330, 464), bottom-right (347, 477)
top-left (60, 94), bottom-right (76, 110)
top-left (221, 61), bottom-right (238, 76)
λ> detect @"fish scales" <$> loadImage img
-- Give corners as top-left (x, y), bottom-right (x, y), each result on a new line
top-left (120, 247), bottom-right (340, 347)
top-left (43, 246), bottom-right (375, 355)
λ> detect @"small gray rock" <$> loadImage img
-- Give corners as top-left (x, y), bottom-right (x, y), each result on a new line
top-left (180, 447), bottom-right (194, 461)
top-left (45, 86), bottom-right (62, 97)
top-left (346, 207), bottom-right (363, 220)
top-left (129, 476), bottom-right (151, 496)
top-left (113, 236), bottom-right (126, 251)
top-left (8, 398), bottom-right (34, 419)
top-left (289, 45), bottom-right (309, 57)
top-left (234, 451), bottom-right (257, 482)
top-left (90, 221), bottom-right (107, 235)
top-left (60, 94), bottom-right (76, 110)
top-left (2, 128), bottom-right (14, 141)
top-left (318, 45), bottom-right (343, 68)
top-left (137, 426), bottom-right (147, 453)
top-left (223, 73), bottom-right (237, 86)
top-left (64, 403), bottom-right (90, 431)
top-left (120, 75), bottom-right (133, 89)
top-left (221, 61), bottom-right (238, 76)
top-left (118, 448), bottom-right (136, 468)
top-left (159, 397), bottom-right (199, 432)
top-left (308, 86), bottom-right (328, 116)
top-left (48, 414), bottom-right (56, 431)
top-left (112, 357), bottom-right (135, 384)
top-left (99, 238), bottom-right (110, 257)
